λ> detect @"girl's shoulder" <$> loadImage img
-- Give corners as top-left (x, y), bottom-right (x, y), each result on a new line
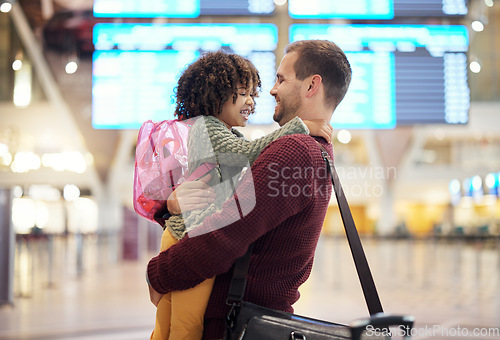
top-left (191, 115), bottom-right (224, 131)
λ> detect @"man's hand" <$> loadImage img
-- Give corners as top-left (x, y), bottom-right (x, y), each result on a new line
top-left (303, 119), bottom-right (333, 143)
top-left (167, 174), bottom-right (216, 215)
top-left (148, 284), bottom-right (163, 307)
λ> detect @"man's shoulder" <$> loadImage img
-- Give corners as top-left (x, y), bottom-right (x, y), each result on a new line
top-left (266, 134), bottom-right (322, 152)
top-left (260, 134), bottom-right (325, 164)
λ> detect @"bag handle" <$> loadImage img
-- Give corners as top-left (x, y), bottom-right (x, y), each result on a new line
top-left (227, 144), bottom-right (383, 316)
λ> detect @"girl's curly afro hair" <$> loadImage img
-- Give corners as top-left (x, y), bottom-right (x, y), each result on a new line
top-left (174, 51), bottom-right (261, 120)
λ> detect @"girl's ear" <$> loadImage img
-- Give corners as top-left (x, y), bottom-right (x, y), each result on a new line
top-left (305, 74), bottom-right (322, 98)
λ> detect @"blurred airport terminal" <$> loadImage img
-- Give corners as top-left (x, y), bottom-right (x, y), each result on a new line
top-left (1, 0), bottom-right (500, 339)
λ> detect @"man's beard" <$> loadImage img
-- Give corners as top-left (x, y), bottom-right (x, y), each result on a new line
top-left (273, 95), bottom-right (302, 126)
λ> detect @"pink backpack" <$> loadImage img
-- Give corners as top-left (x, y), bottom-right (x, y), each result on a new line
top-left (133, 118), bottom-right (214, 222)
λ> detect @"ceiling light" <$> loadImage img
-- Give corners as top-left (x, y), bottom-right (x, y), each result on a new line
top-left (337, 129), bottom-right (352, 144)
top-left (65, 61), bottom-right (78, 74)
top-left (12, 59), bottom-right (22, 70)
top-left (0, 2), bottom-right (12, 13)
top-left (469, 61), bottom-right (481, 73)
top-left (63, 184), bottom-right (80, 201)
top-left (471, 20), bottom-right (484, 32)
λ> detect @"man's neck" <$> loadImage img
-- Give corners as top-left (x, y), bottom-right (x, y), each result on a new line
top-left (296, 102), bottom-right (333, 122)
top-left (298, 112), bottom-right (333, 124)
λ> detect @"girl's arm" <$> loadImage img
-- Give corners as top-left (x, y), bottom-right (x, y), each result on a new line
top-left (165, 116), bottom-right (331, 239)
top-left (197, 116), bottom-right (313, 166)
top-left (164, 116), bottom-right (307, 239)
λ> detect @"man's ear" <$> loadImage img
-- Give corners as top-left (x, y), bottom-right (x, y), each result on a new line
top-left (305, 74), bottom-right (322, 98)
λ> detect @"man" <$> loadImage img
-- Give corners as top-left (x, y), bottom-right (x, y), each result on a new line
top-left (147, 39), bottom-right (352, 339)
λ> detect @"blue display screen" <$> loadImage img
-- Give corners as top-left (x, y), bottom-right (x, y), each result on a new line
top-left (92, 24), bottom-right (278, 129)
top-left (288, 0), bottom-right (467, 19)
top-left (92, 50), bottom-right (199, 129)
top-left (200, 0), bottom-right (274, 15)
top-left (93, 0), bottom-right (274, 17)
top-left (290, 24), bottom-right (470, 128)
top-left (289, 0), bottom-right (394, 19)
top-left (93, 0), bottom-right (200, 18)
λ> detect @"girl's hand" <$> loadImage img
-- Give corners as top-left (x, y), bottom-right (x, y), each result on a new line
top-left (167, 174), bottom-right (216, 215)
top-left (303, 120), bottom-right (333, 143)
top-left (148, 283), bottom-right (162, 307)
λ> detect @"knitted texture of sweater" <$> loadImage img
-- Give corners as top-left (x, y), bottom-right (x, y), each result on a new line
top-left (165, 115), bottom-right (309, 239)
top-left (147, 134), bottom-right (333, 340)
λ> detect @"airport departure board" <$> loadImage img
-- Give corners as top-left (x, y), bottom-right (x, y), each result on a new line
top-left (93, 0), bottom-right (200, 17)
top-left (200, 0), bottom-right (274, 15)
top-left (290, 24), bottom-right (470, 128)
top-left (93, 0), bottom-right (274, 17)
top-left (92, 24), bottom-right (278, 129)
top-left (288, 0), bottom-right (467, 19)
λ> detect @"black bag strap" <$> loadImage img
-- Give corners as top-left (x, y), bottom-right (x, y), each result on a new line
top-left (227, 145), bottom-right (384, 316)
top-left (319, 145), bottom-right (383, 316)
top-left (226, 243), bottom-right (254, 304)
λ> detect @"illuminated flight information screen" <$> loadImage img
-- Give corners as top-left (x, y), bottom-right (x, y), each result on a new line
top-left (288, 0), bottom-right (467, 19)
top-left (93, 0), bottom-right (274, 17)
top-left (93, 0), bottom-right (200, 17)
top-left (290, 24), bottom-right (470, 128)
top-left (200, 0), bottom-right (274, 15)
top-left (92, 24), bottom-right (277, 129)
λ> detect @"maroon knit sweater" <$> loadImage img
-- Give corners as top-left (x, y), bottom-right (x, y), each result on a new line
top-left (147, 134), bottom-right (333, 339)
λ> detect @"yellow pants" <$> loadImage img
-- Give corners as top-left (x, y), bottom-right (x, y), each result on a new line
top-left (151, 229), bottom-right (215, 340)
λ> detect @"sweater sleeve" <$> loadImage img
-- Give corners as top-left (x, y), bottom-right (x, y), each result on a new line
top-left (147, 135), bottom-right (319, 294)
top-left (166, 116), bottom-right (309, 239)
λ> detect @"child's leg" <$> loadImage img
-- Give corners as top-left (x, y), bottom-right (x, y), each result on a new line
top-left (150, 230), bottom-right (179, 340)
top-left (150, 292), bottom-right (172, 340)
top-left (169, 277), bottom-right (215, 340)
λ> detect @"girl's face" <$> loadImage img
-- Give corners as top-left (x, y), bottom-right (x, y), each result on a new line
top-left (217, 82), bottom-right (255, 129)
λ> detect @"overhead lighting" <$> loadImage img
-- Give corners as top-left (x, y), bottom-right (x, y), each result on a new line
top-left (337, 129), bottom-right (352, 144)
top-left (13, 60), bottom-right (32, 107)
top-left (11, 152), bottom-right (41, 173)
top-left (471, 20), bottom-right (484, 32)
top-left (42, 151), bottom-right (87, 173)
top-left (63, 184), bottom-right (80, 202)
top-left (65, 61), bottom-right (78, 74)
top-left (12, 186), bottom-right (23, 198)
top-left (469, 60), bottom-right (481, 73)
top-left (29, 184), bottom-right (61, 201)
top-left (12, 198), bottom-right (36, 234)
top-left (449, 179), bottom-right (461, 195)
top-left (0, 1), bottom-right (12, 13)
top-left (485, 173), bottom-right (497, 190)
top-left (485, 0), bottom-right (494, 7)
top-left (12, 59), bottom-right (22, 70)
top-left (472, 175), bottom-right (483, 192)
top-left (0, 142), bottom-right (12, 166)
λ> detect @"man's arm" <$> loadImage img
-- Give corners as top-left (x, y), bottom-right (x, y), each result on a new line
top-left (147, 135), bottom-right (317, 294)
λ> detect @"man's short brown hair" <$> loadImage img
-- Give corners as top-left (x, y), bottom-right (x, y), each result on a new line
top-left (286, 40), bottom-right (352, 109)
